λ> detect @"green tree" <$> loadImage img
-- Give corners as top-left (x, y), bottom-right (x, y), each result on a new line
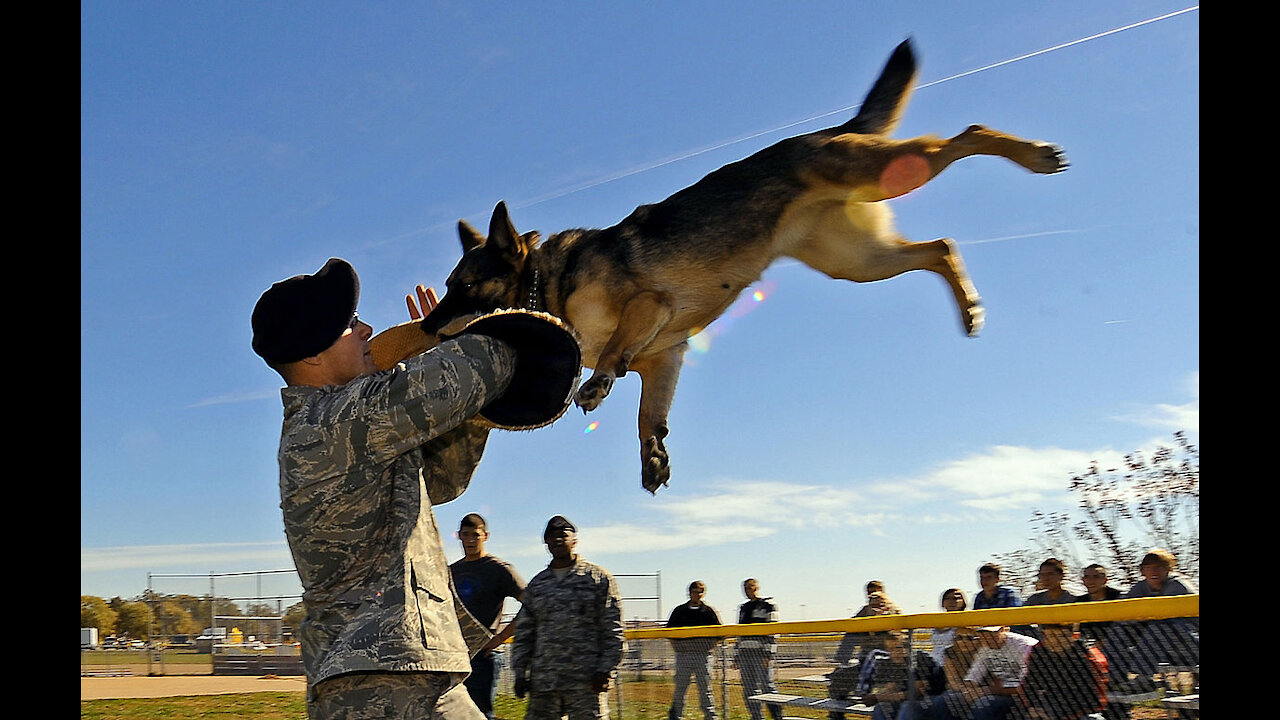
top-left (81, 595), bottom-right (117, 634)
top-left (154, 600), bottom-right (202, 636)
top-left (243, 602), bottom-right (283, 641)
top-left (116, 600), bottom-right (154, 639)
top-left (283, 601), bottom-right (305, 642)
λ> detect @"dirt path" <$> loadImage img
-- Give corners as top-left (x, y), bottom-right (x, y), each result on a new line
top-left (81, 674), bottom-right (306, 700)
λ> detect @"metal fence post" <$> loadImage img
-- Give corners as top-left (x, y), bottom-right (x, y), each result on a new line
top-left (905, 630), bottom-right (917, 711)
top-left (719, 641), bottom-right (729, 720)
top-left (614, 665), bottom-right (624, 720)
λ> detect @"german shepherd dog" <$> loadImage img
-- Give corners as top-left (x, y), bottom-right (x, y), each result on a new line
top-left (418, 39), bottom-right (1067, 494)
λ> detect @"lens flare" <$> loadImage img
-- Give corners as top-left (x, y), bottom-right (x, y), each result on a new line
top-left (686, 280), bottom-right (777, 359)
top-left (583, 421), bottom-right (600, 434)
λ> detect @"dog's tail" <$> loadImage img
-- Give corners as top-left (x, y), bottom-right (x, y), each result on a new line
top-left (837, 38), bottom-right (918, 136)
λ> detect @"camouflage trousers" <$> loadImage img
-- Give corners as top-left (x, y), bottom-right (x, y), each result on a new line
top-left (309, 671), bottom-right (485, 720)
top-left (525, 685), bottom-right (610, 720)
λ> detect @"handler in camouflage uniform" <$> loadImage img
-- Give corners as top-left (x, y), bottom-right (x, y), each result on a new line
top-left (252, 258), bottom-right (579, 720)
top-left (510, 516), bottom-right (625, 720)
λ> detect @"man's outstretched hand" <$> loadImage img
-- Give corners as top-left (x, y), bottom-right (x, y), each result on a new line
top-left (406, 284), bottom-right (439, 320)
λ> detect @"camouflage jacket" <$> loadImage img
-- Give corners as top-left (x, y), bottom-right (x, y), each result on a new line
top-left (510, 557), bottom-right (625, 691)
top-left (277, 335), bottom-right (515, 688)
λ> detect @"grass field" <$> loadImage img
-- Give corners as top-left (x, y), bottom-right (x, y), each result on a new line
top-left (81, 692), bottom-right (308, 719)
top-left (80, 678), bottom-right (1172, 720)
top-left (80, 693), bottom-right (538, 720)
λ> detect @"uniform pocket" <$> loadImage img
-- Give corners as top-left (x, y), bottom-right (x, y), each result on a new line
top-left (411, 559), bottom-right (448, 649)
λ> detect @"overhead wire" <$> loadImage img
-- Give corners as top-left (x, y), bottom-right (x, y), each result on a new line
top-left (371, 6), bottom-right (1197, 247)
top-left (510, 6), bottom-right (1199, 211)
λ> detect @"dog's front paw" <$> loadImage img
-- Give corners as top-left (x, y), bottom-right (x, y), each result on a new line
top-left (641, 435), bottom-right (670, 494)
top-left (574, 374), bottom-right (614, 412)
top-left (1031, 142), bottom-right (1069, 174)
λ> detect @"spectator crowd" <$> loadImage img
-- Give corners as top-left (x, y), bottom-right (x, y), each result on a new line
top-left (659, 549), bottom-right (1197, 720)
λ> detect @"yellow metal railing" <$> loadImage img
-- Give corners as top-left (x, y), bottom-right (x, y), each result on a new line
top-left (623, 595), bottom-right (1199, 639)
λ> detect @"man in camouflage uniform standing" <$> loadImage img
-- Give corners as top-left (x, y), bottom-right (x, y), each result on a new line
top-left (252, 259), bottom-right (579, 720)
top-left (511, 516), bottom-right (625, 720)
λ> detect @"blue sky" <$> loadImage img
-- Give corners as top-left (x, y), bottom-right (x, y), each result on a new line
top-left (82, 3), bottom-right (1198, 619)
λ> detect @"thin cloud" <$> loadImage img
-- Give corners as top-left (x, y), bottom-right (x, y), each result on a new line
top-left (1113, 371), bottom-right (1199, 433)
top-left (82, 541), bottom-right (293, 572)
top-left (924, 445), bottom-right (1121, 500)
top-left (188, 388), bottom-right (280, 408)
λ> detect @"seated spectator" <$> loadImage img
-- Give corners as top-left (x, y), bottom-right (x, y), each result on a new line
top-left (973, 564), bottom-right (1023, 610)
top-left (924, 625), bottom-right (1038, 720)
top-left (930, 589), bottom-right (968, 665)
top-left (973, 563), bottom-right (1031, 637)
top-left (1024, 559), bottom-right (1076, 606)
top-left (855, 630), bottom-right (944, 720)
top-left (1072, 564), bottom-right (1122, 659)
top-left (1114, 549), bottom-right (1198, 692)
top-left (834, 586), bottom-right (904, 670)
top-left (1016, 623), bottom-right (1107, 720)
top-left (1023, 558), bottom-right (1078, 640)
top-left (941, 629), bottom-right (980, 688)
top-left (856, 582), bottom-right (904, 616)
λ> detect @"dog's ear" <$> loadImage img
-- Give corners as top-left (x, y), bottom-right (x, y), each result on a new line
top-left (487, 201), bottom-right (528, 267)
top-left (457, 219), bottom-right (486, 253)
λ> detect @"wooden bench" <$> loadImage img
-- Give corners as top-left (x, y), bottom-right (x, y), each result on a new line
top-left (1161, 693), bottom-right (1198, 718)
top-left (749, 692), bottom-right (874, 717)
top-left (1109, 689), bottom-right (1163, 706)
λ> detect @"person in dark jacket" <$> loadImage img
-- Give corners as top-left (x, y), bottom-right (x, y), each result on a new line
top-left (734, 579), bottom-right (783, 720)
top-left (1016, 624), bottom-right (1107, 720)
top-left (858, 631), bottom-right (944, 720)
top-left (666, 581), bottom-right (723, 720)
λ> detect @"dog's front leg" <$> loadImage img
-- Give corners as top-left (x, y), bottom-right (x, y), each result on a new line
top-left (574, 291), bottom-right (674, 413)
top-left (631, 344), bottom-right (686, 494)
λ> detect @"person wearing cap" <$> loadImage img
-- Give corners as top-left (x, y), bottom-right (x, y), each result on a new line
top-left (251, 258), bottom-right (580, 720)
top-left (924, 625), bottom-right (1037, 720)
top-left (510, 516), bottom-right (624, 720)
top-left (450, 513), bottom-right (526, 720)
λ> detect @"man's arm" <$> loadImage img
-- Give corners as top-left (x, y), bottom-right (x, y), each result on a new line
top-left (367, 335), bottom-right (516, 464)
top-left (482, 566), bottom-right (527, 653)
top-left (510, 600), bottom-right (535, 698)
top-left (593, 573), bottom-right (626, 693)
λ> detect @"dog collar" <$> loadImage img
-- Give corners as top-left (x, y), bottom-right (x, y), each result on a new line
top-left (526, 265), bottom-right (541, 312)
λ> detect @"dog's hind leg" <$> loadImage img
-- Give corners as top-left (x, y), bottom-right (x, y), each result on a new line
top-left (575, 290), bottom-right (675, 412)
top-left (816, 126), bottom-right (1066, 203)
top-left (789, 211), bottom-right (983, 335)
top-left (927, 124), bottom-right (1068, 178)
top-left (631, 344), bottom-right (686, 494)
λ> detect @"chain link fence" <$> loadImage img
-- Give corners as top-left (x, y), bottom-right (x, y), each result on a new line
top-left (497, 595), bottom-right (1197, 720)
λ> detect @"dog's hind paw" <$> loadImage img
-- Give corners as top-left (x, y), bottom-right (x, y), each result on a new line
top-left (641, 436), bottom-right (670, 494)
top-left (1031, 142), bottom-right (1069, 174)
top-left (574, 374), bottom-right (614, 412)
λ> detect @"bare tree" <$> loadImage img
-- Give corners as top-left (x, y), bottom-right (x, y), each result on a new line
top-left (1000, 432), bottom-right (1199, 589)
